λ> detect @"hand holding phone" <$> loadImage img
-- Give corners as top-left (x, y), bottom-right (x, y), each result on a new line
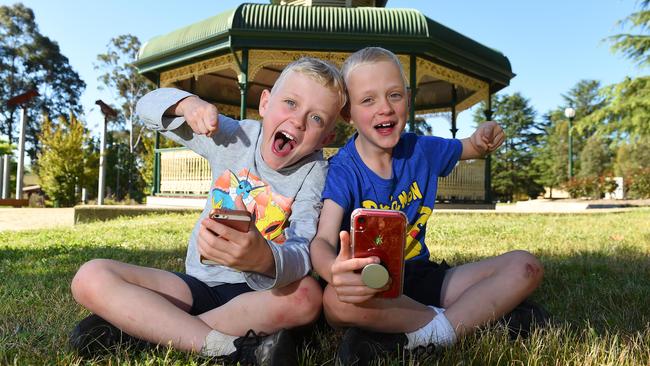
top-left (201, 208), bottom-right (253, 265)
top-left (350, 208), bottom-right (406, 298)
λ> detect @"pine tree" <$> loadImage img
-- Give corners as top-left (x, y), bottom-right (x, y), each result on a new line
top-left (474, 93), bottom-right (544, 201)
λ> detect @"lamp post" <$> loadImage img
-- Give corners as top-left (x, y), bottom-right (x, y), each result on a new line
top-left (7, 89), bottom-right (39, 200)
top-left (564, 107), bottom-right (576, 180)
top-left (95, 100), bottom-right (117, 205)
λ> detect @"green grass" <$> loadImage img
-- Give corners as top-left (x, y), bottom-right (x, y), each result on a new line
top-left (1, 209), bottom-right (649, 365)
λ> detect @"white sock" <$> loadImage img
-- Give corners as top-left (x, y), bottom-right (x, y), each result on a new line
top-left (201, 329), bottom-right (238, 356)
top-left (405, 306), bottom-right (457, 349)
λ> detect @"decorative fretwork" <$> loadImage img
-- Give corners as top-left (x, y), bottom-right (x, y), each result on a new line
top-left (415, 57), bottom-right (489, 113)
top-left (159, 52), bottom-right (241, 86)
top-left (248, 49), bottom-right (349, 80)
top-left (214, 103), bottom-right (261, 121)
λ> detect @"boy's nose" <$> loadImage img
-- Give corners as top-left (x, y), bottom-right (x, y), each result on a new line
top-left (289, 112), bottom-right (307, 130)
top-left (377, 98), bottom-right (395, 115)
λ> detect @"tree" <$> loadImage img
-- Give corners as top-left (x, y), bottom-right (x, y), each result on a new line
top-left (95, 34), bottom-right (156, 152)
top-left (0, 4), bottom-right (85, 160)
top-left (531, 112), bottom-right (567, 197)
top-left (37, 115), bottom-right (95, 207)
top-left (607, 0), bottom-right (650, 67)
top-left (94, 34), bottom-right (156, 199)
top-left (474, 93), bottom-right (544, 201)
top-left (580, 1), bottom-right (650, 139)
top-left (578, 135), bottom-right (613, 178)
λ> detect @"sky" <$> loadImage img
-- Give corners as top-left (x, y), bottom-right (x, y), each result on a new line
top-left (1, 0), bottom-right (645, 139)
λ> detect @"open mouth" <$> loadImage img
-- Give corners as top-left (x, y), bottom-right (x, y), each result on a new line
top-left (374, 122), bottom-right (396, 135)
top-left (272, 131), bottom-right (297, 157)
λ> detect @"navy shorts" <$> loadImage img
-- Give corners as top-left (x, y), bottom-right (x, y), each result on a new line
top-left (174, 272), bottom-right (254, 315)
top-left (403, 258), bottom-right (451, 307)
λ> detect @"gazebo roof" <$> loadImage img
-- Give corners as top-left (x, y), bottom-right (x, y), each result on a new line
top-left (136, 4), bottom-right (513, 90)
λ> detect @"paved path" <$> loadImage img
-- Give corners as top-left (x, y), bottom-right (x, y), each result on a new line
top-left (1, 199), bottom-right (647, 232)
top-left (0, 208), bottom-right (74, 232)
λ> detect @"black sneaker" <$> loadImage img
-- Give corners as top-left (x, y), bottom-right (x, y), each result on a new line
top-left (69, 314), bottom-right (152, 357)
top-left (500, 299), bottom-right (551, 339)
top-left (336, 327), bottom-right (407, 366)
top-left (229, 328), bottom-right (297, 366)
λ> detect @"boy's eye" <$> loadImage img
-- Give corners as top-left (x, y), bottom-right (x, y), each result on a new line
top-left (389, 93), bottom-right (403, 101)
top-left (361, 97), bottom-right (373, 104)
top-left (310, 114), bottom-right (323, 124)
top-left (284, 99), bottom-right (296, 108)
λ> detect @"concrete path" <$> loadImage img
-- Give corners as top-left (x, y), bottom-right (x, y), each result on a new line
top-left (0, 208), bottom-right (75, 232)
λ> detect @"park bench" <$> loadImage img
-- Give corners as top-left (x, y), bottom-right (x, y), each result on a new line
top-left (0, 198), bottom-right (29, 207)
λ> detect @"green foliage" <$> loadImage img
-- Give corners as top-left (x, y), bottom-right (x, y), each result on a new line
top-left (627, 167), bottom-right (650, 198)
top-left (578, 135), bottom-right (613, 178)
top-left (581, 1), bottom-right (650, 141)
top-left (475, 93), bottom-right (544, 201)
top-left (607, 0), bottom-right (650, 67)
top-left (614, 136), bottom-right (650, 177)
top-left (0, 138), bottom-right (13, 155)
top-left (533, 80), bottom-right (609, 194)
top-left (580, 76), bottom-right (650, 139)
top-left (0, 4), bottom-right (85, 160)
top-left (36, 115), bottom-right (95, 207)
top-left (330, 120), bottom-right (356, 146)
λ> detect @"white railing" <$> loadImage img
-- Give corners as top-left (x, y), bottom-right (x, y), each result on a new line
top-left (156, 148), bottom-right (486, 200)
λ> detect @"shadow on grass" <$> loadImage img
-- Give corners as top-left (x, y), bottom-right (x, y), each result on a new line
top-left (1, 244), bottom-right (649, 365)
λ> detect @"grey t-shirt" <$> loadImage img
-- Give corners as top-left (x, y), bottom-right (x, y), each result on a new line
top-left (136, 88), bottom-right (327, 290)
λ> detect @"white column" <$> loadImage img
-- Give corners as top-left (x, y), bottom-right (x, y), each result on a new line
top-left (98, 118), bottom-right (107, 205)
top-left (15, 107), bottom-right (26, 199)
top-left (2, 155), bottom-right (9, 199)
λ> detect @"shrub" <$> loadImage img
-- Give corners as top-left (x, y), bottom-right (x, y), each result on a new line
top-left (627, 168), bottom-right (650, 198)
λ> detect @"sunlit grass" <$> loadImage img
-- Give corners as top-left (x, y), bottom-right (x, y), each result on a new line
top-left (1, 209), bottom-right (649, 365)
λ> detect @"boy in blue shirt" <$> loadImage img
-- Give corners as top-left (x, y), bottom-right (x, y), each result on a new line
top-left (310, 47), bottom-right (544, 365)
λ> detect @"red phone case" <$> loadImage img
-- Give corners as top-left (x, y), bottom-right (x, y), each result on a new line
top-left (201, 208), bottom-right (253, 265)
top-left (350, 208), bottom-right (406, 298)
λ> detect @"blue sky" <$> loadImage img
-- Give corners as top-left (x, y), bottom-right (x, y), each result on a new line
top-left (1, 0), bottom-right (644, 139)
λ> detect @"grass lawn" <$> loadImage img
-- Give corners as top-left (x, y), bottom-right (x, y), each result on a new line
top-left (1, 209), bottom-right (649, 365)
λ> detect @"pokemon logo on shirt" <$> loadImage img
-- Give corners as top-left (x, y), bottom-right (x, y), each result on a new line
top-left (210, 169), bottom-right (293, 243)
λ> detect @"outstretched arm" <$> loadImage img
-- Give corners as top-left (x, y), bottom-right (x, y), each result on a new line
top-left (460, 121), bottom-right (505, 160)
top-left (311, 200), bottom-right (383, 304)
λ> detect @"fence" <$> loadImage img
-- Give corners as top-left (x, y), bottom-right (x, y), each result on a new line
top-left (154, 148), bottom-right (487, 201)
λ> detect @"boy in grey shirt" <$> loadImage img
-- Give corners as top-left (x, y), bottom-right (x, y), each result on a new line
top-left (70, 57), bottom-right (347, 365)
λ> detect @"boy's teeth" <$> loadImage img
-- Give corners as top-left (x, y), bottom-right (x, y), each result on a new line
top-left (281, 132), bottom-right (295, 141)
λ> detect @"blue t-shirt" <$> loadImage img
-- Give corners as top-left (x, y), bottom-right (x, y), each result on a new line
top-left (323, 133), bottom-right (462, 262)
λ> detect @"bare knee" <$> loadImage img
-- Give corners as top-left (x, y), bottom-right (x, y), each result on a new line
top-left (504, 250), bottom-right (544, 289)
top-left (273, 276), bottom-right (322, 327)
top-left (71, 258), bottom-right (116, 307)
top-left (322, 285), bottom-right (374, 328)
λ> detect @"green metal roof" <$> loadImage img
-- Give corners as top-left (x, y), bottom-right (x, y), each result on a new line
top-left (135, 3), bottom-right (514, 89)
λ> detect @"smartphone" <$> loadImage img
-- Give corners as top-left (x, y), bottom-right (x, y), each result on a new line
top-left (201, 208), bottom-right (253, 265)
top-left (350, 208), bottom-right (407, 298)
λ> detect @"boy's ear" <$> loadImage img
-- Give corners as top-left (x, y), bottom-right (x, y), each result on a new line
top-left (340, 101), bottom-right (351, 123)
top-left (258, 89), bottom-right (271, 117)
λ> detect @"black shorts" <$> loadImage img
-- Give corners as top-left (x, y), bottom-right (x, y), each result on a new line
top-left (403, 258), bottom-right (451, 307)
top-left (174, 272), bottom-right (254, 315)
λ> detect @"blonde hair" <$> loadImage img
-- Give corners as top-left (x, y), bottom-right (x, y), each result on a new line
top-left (341, 47), bottom-right (408, 88)
top-left (272, 57), bottom-right (347, 109)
